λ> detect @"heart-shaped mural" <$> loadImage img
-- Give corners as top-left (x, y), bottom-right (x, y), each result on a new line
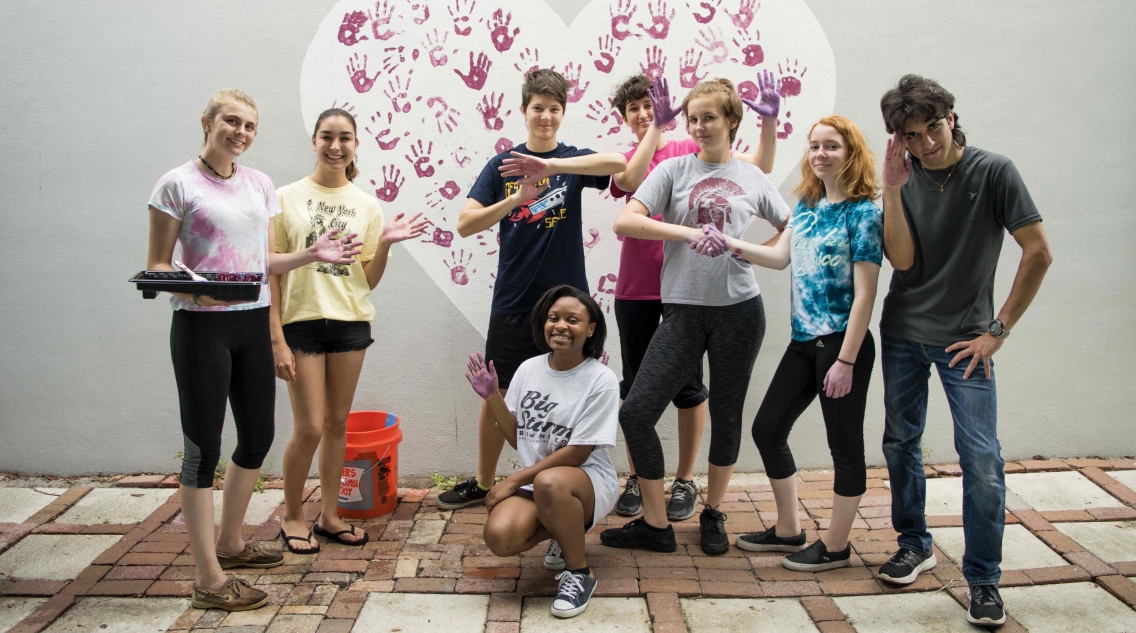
top-left (301, 0), bottom-right (835, 337)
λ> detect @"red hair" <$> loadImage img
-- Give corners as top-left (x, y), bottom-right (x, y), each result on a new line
top-left (793, 115), bottom-right (879, 207)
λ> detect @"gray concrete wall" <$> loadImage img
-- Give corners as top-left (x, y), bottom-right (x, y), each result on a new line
top-left (0, 0), bottom-right (1132, 479)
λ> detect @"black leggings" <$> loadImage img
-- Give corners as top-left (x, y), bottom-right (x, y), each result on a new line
top-left (171, 308), bottom-right (276, 488)
top-left (620, 296), bottom-right (765, 480)
top-left (752, 330), bottom-right (875, 497)
top-left (613, 298), bottom-right (708, 408)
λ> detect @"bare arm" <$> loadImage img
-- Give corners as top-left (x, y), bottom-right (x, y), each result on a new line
top-left (498, 151), bottom-right (627, 182)
top-left (147, 207), bottom-right (195, 303)
top-left (613, 198), bottom-right (702, 243)
top-left (838, 262), bottom-right (881, 362)
top-left (483, 390), bottom-right (519, 449)
top-left (268, 270), bottom-right (296, 382)
top-left (268, 220), bottom-right (362, 276)
top-left (881, 132), bottom-right (915, 270)
top-left (485, 443), bottom-right (596, 510)
top-left (735, 116), bottom-right (777, 174)
top-left (457, 176), bottom-right (547, 237)
top-left (612, 125), bottom-right (664, 193)
top-left (716, 225), bottom-right (792, 269)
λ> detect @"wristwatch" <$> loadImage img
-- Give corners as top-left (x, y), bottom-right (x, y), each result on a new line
top-left (987, 318), bottom-right (1010, 339)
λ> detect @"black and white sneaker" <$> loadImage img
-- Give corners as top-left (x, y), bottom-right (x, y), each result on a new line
top-left (877, 547), bottom-right (936, 584)
top-left (782, 540), bottom-right (851, 572)
top-left (599, 517), bottom-right (677, 552)
top-left (699, 506), bottom-right (729, 555)
top-left (667, 478), bottom-right (699, 521)
top-left (735, 526), bottom-right (807, 553)
top-left (543, 539), bottom-right (565, 571)
top-left (967, 584), bottom-right (1006, 627)
top-left (436, 478), bottom-right (489, 510)
top-left (551, 570), bottom-right (596, 618)
top-left (615, 476), bottom-right (642, 516)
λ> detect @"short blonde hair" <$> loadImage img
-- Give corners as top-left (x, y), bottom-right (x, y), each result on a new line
top-left (682, 78), bottom-right (744, 142)
top-left (201, 89), bottom-right (258, 143)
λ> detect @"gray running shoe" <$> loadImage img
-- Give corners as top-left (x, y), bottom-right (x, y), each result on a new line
top-left (666, 478), bottom-right (698, 521)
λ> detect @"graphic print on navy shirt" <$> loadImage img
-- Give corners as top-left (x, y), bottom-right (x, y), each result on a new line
top-left (468, 142), bottom-right (610, 314)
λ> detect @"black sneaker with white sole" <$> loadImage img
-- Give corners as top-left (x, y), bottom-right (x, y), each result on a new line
top-left (877, 547), bottom-right (936, 584)
top-left (735, 526), bottom-right (807, 553)
top-left (967, 584), bottom-right (1006, 627)
top-left (699, 506), bottom-right (729, 555)
top-left (615, 476), bottom-right (641, 516)
top-left (599, 517), bottom-right (677, 552)
top-left (782, 540), bottom-right (851, 572)
top-left (666, 478), bottom-right (698, 521)
top-left (543, 539), bottom-right (565, 571)
top-left (551, 570), bottom-right (596, 618)
top-left (436, 478), bottom-right (489, 510)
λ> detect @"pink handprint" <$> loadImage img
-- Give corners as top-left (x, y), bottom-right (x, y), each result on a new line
top-left (778, 58), bottom-right (807, 97)
top-left (737, 80), bottom-right (758, 101)
top-left (694, 27), bottom-right (728, 65)
top-left (422, 226), bottom-right (455, 247)
top-left (371, 165), bottom-right (405, 202)
top-left (338, 11), bottom-right (369, 46)
top-left (601, 350), bottom-right (610, 366)
top-left (592, 273), bottom-right (618, 313)
top-left (637, 0), bottom-right (675, 39)
top-left (588, 35), bottom-right (621, 74)
top-left (561, 62), bottom-right (590, 103)
top-left (488, 272), bottom-right (496, 289)
top-left (610, 0), bottom-right (640, 41)
top-left (404, 139), bottom-right (438, 178)
top-left (585, 99), bottom-right (625, 138)
top-left (439, 180), bottom-right (461, 199)
top-left (366, 111), bottom-right (410, 151)
top-left (495, 137), bottom-right (514, 155)
top-left (731, 136), bottom-right (751, 153)
top-left (477, 92), bottom-right (508, 131)
top-left (485, 8), bottom-right (519, 52)
top-left (583, 228), bottom-right (601, 254)
top-left (381, 46), bottom-right (409, 74)
top-left (346, 54), bottom-right (380, 94)
top-left (448, 0), bottom-right (475, 36)
top-left (730, 30), bottom-right (763, 66)
top-left (331, 100), bottom-right (356, 114)
top-left (407, 0), bottom-right (430, 25)
top-left (444, 250), bottom-right (474, 285)
top-left (724, 0), bottom-right (758, 29)
top-left (370, 0), bottom-right (397, 40)
top-left (422, 29), bottom-right (454, 67)
top-left (776, 110), bottom-right (793, 140)
top-left (454, 51), bottom-right (491, 90)
top-left (384, 71), bottom-right (415, 113)
top-left (685, 0), bottom-right (722, 24)
top-left (427, 96), bottom-right (460, 134)
top-left (513, 48), bottom-right (540, 75)
top-left (639, 46), bottom-right (667, 81)
top-left (678, 48), bottom-right (707, 88)
top-left (453, 147), bottom-right (472, 167)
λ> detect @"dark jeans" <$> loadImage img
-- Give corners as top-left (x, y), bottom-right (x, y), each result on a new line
top-left (881, 332), bottom-right (1004, 585)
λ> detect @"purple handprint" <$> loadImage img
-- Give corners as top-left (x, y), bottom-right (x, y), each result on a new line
top-left (405, 139), bottom-right (438, 178)
top-left (422, 29), bottom-right (454, 67)
top-left (370, 0), bottom-right (397, 40)
top-left (685, 0), bottom-right (722, 24)
top-left (440, 181), bottom-right (461, 199)
top-left (778, 58), bottom-right (807, 97)
top-left (338, 11), bottom-right (369, 46)
top-left (422, 226), bottom-right (455, 247)
top-left (454, 51), bottom-right (491, 90)
top-left (679, 48), bottom-right (707, 88)
top-left (694, 27), bottom-right (728, 65)
top-left (426, 96), bottom-right (460, 133)
top-left (561, 62), bottom-right (590, 103)
top-left (448, 0), bottom-right (475, 36)
top-left (639, 46), bottom-right (667, 82)
top-left (495, 137), bottom-right (514, 155)
top-left (637, 0), bottom-right (675, 40)
top-left (346, 54), bottom-right (380, 94)
top-left (371, 165), bottom-right (405, 202)
top-left (589, 35), bottom-right (620, 74)
top-left (366, 111), bottom-right (410, 151)
top-left (383, 71), bottom-right (415, 113)
top-left (407, 0), bottom-right (430, 25)
top-left (485, 8), bottom-right (519, 52)
top-left (477, 92), bottom-right (508, 131)
top-left (610, 0), bottom-right (640, 41)
top-left (725, 0), bottom-right (759, 29)
top-left (730, 30), bottom-right (763, 67)
top-left (444, 249), bottom-right (474, 285)
top-left (513, 48), bottom-right (540, 75)
top-left (586, 99), bottom-right (625, 138)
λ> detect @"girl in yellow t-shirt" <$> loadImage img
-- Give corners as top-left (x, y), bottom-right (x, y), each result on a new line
top-left (271, 108), bottom-right (429, 553)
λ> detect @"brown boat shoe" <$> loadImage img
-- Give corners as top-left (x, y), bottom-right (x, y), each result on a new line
top-left (191, 577), bottom-right (269, 611)
top-left (215, 541), bottom-right (284, 569)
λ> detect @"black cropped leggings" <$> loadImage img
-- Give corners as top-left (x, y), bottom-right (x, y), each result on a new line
top-left (171, 308), bottom-right (276, 488)
top-left (620, 296), bottom-right (766, 480)
top-left (752, 330), bottom-right (875, 497)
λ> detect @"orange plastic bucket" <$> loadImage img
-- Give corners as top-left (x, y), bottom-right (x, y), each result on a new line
top-left (338, 411), bottom-right (402, 519)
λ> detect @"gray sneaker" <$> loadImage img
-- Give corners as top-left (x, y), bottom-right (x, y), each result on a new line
top-left (666, 478), bottom-right (698, 521)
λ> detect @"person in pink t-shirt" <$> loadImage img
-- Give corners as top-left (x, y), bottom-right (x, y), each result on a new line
top-left (499, 74), bottom-right (782, 521)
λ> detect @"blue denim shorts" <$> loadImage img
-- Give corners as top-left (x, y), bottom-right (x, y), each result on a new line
top-left (282, 319), bottom-right (373, 355)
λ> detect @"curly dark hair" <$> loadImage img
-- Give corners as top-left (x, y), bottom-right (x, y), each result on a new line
top-left (530, 285), bottom-right (607, 360)
top-left (880, 74), bottom-right (966, 147)
top-left (611, 74), bottom-right (653, 119)
top-left (521, 68), bottom-right (570, 110)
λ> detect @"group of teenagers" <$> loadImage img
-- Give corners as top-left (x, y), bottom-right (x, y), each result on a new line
top-left (146, 66), bottom-right (1051, 627)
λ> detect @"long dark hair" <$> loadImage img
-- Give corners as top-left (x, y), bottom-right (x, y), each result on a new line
top-left (312, 108), bottom-right (359, 181)
top-left (530, 285), bottom-right (607, 360)
top-left (880, 74), bottom-right (966, 147)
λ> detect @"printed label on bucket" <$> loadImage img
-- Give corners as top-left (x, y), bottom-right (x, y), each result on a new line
top-left (339, 459), bottom-right (372, 509)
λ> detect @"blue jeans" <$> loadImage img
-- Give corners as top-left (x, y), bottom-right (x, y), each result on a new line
top-left (881, 332), bottom-right (1005, 586)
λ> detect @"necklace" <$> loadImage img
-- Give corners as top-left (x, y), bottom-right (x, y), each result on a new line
top-left (198, 155), bottom-right (235, 180)
top-left (919, 150), bottom-right (960, 193)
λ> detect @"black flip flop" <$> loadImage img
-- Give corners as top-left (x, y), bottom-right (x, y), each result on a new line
top-left (278, 527), bottom-right (321, 554)
top-left (313, 522), bottom-right (370, 546)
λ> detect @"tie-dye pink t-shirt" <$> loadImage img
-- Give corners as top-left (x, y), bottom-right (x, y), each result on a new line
top-left (609, 138), bottom-right (700, 300)
top-left (148, 161), bottom-right (281, 311)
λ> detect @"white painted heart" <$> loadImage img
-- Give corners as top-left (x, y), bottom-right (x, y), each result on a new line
top-left (301, 0), bottom-right (835, 337)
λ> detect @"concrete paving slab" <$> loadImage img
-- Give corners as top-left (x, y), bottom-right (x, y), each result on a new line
top-left (55, 488), bottom-right (174, 525)
top-left (693, 472), bottom-right (770, 490)
top-left (212, 489), bottom-right (284, 525)
top-left (0, 489), bottom-right (66, 524)
top-left (930, 525), bottom-right (1067, 570)
top-left (355, 592), bottom-right (489, 632)
top-left (522, 597), bottom-right (650, 632)
top-left (406, 520), bottom-right (447, 544)
top-left (1109, 469), bottom-right (1136, 492)
top-left (0, 535), bottom-right (121, 580)
top-left (1055, 521), bottom-right (1136, 563)
top-left (1002, 582), bottom-right (1136, 632)
top-left (41, 597), bottom-right (188, 633)
top-left (0, 597), bottom-right (46, 633)
top-left (835, 592), bottom-right (972, 633)
top-left (1005, 472), bottom-right (1123, 512)
top-left (924, 477), bottom-right (963, 516)
top-left (682, 597), bottom-right (818, 633)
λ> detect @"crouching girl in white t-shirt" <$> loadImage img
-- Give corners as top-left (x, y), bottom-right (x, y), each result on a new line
top-left (464, 284), bottom-right (620, 619)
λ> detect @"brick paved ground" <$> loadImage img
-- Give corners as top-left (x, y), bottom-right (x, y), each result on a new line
top-left (1, 458), bottom-right (1135, 632)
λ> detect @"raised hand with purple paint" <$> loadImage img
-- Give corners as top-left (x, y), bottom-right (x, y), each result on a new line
top-left (741, 68), bottom-right (780, 119)
top-left (465, 352), bottom-right (499, 399)
top-left (454, 51), bottom-right (491, 90)
top-left (647, 78), bottom-right (683, 128)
